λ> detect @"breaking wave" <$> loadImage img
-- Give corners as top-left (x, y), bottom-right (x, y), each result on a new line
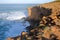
top-left (0, 11), bottom-right (29, 40)
top-left (0, 11), bottom-right (26, 20)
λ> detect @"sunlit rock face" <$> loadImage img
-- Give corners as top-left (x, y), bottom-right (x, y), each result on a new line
top-left (28, 6), bottom-right (52, 21)
top-left (27, 1), bottom-right (60, 40)
top-left (7, 36), bottom-right (21, 40)
top-left (28, 2), bottom-right (60, 26)
top-left (40, 2), bottom-right (60, 26)
top-left (7, 2), bottom-right (60, 40)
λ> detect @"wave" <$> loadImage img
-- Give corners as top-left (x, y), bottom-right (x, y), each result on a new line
top-left (0, 11), bottom-right (30, 40)
top-left (0, 19), bottom-right (30, 40)
top-left (0, 11), bottom-right (26, 20)
top-left (0, 11), bottom-right (29, 40)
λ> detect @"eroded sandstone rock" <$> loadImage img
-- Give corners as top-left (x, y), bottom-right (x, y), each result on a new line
top-left (7, 2), bottom-right (60, 40)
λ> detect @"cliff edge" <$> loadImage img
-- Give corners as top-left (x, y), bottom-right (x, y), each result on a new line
top-left (7, 2), bottom-right (60, 40)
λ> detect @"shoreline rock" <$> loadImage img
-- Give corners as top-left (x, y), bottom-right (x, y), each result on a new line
top-left (7, 2), bottom-right (60, 40)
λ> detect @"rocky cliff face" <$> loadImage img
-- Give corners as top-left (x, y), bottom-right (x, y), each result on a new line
top-left (7, 2), bottom-right (60, 40)
top-left (28, 1), bottom-right (60, 27)
top-left (27, 1), bottom-right (60, 40)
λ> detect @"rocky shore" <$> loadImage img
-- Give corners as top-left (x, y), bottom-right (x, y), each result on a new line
top-left (7, 1), bottom-right (60, 40)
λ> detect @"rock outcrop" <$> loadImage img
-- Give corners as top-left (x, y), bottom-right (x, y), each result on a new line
top-left (7, 1), bottom-right (60, 40)
top-left (27, 1), bottom-right (60, 40)
top-left (28, 2), bottom-right (60, 25)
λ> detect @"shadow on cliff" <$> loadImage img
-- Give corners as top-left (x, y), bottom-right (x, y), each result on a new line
top-left (26, 6), bottom-right (52, 32)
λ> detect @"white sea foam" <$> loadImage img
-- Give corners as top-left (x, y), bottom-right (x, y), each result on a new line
top-left (0, 13), bottom-right (9, 19)
top-left (6, 11), bottom-right (26, 20)
top-left (0, 11), bottom-right (26, 20)
top-left (0, 11), bottom-right (29, 38)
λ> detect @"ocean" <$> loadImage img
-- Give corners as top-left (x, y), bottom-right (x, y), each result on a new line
top-left (0, 4), bottom-right (38, 40)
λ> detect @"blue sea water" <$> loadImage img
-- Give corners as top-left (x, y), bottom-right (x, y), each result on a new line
top-left (0, 4), bottom-right (38, 40)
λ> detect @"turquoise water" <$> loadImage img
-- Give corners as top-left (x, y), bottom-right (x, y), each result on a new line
top-left (0, 4), bottom-right (38, 40)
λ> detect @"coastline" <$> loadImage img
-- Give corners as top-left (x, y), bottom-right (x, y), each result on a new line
top-left (7, 1), bottom-right (60, 40)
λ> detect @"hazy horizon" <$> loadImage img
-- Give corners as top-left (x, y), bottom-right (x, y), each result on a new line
top-left (0, 0), bottom-right (54, 4)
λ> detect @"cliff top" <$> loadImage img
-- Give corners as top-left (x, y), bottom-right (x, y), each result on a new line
top-left (28, 1), bottom-right (60, 8)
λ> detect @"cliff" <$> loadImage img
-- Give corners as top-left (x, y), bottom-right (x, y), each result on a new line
top-left (28, 2), bottom-right (60, 22)
top-left (27, 1), bottom-right (60, 39)
top-left (7, 2), bottom-right (60, 40)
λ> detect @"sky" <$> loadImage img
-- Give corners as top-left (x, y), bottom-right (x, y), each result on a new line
top-left (0, 0), bottom-right (54, 4)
